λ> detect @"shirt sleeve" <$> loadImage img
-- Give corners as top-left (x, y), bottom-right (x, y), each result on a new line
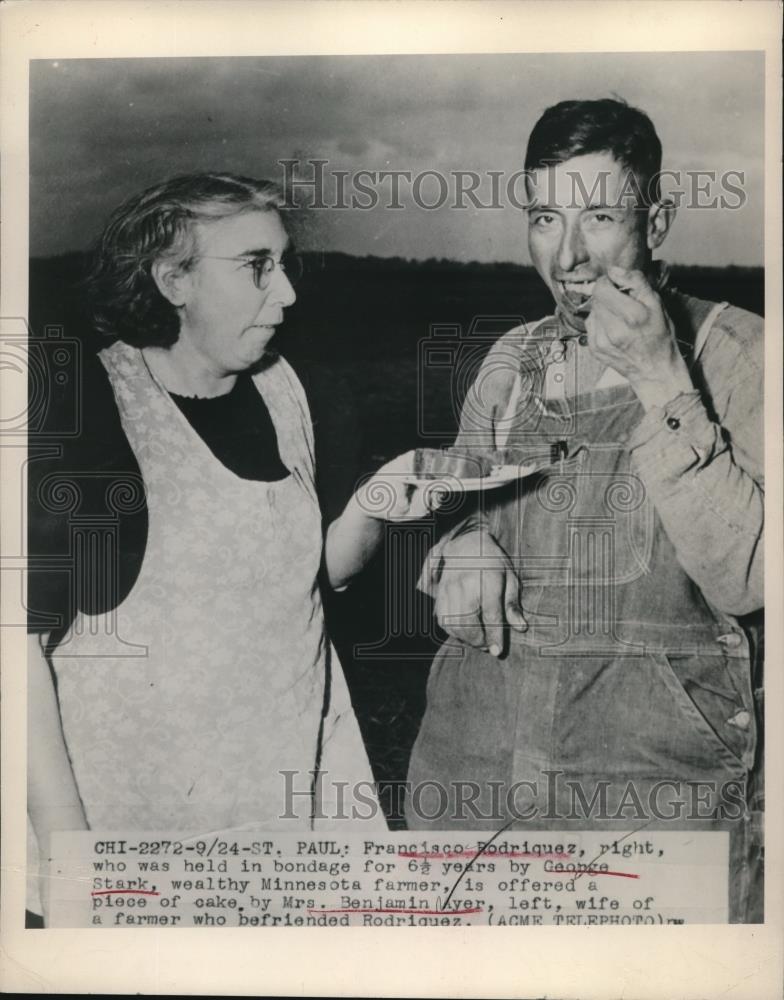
top-left (627, 313), bottom-right (764, 616)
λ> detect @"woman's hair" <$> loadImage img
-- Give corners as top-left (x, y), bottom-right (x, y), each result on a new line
top-left (524, 98), bottom-right (663, 206)
top-left (87, 173), bottom-right (288, 347)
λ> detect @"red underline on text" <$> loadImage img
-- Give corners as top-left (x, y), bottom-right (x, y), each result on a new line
top-left (583, 870), bottom-right (639, 879)
top-left (398, 850), bottom-right (572, 860)
top-left (308, 907), bottom-right (483, 916)
top-left (90, 890), bottom-right (161, 896)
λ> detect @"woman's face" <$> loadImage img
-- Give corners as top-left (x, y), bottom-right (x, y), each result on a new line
top-left (174, 208), bottom-right (296, 377)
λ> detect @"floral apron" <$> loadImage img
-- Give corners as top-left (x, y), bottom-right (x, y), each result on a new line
top-left (46, 340), bottom-right (381, 834)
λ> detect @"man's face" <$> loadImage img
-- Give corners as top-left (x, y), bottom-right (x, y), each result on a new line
top-left (526, 151), bottom-right (654, 333)
top-left (177, 209), bottom-right (296, 377)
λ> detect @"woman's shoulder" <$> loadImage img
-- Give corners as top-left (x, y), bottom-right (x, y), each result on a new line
top-left (79, 344), bottom-right (140, 463)
top-left (29, 336), bottom-right (129, 460)
top-left (257, 349), bottom-right (306, 388)
top-left (29, 336), bottom-right (147, 545)
top-left (27, 333), bottom-right (148, 632)
top-left (252, 350), bottom-right (313, 418)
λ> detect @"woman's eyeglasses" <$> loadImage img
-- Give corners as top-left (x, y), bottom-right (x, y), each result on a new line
top-left (199, 252), bottom-right (304, 290)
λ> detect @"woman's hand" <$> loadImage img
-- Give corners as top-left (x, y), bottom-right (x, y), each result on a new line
top-left (353, 450), bottom-right (446, 522)
top-left (325, 451), bottom-right (446, 590)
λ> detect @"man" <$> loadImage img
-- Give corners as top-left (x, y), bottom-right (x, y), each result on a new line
top-left (406, 99), bottom-right (763, 922)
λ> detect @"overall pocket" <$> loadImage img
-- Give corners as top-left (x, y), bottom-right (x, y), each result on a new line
top-left (649, 650), bottom-right (755, 777)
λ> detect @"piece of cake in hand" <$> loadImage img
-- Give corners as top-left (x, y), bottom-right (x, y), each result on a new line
top-left (413, 447), bottom-right (497, 480)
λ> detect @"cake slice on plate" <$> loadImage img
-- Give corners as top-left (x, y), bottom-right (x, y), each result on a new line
top-left (413, 447), bottom-right (504, 480)
top-left (413, 444), bottom-right (565, 481)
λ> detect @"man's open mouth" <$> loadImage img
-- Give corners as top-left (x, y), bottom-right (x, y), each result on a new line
top-left (558, 279), bottom-right (596, 309)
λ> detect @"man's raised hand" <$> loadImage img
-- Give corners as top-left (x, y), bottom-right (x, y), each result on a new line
top-left (585, 265), bottom-right (693, 409)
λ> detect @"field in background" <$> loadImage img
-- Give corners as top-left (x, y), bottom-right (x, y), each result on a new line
top-left (29, 254), bottom-right (765, 825)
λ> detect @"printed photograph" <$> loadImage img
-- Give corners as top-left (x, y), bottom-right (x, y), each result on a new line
top-left (23, 50), bottom-right (765, 928)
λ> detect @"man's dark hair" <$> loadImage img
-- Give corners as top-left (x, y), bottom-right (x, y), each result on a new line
top-left (524, 98), bottom-right (663, 206)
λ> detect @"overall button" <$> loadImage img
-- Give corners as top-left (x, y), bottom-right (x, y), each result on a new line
top-left (717, 632), bottom-right (744, 649)
top-left (727, 710), bottom-right (751, 730)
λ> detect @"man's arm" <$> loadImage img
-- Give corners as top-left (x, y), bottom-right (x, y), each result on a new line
top-left (627, 351), bottom-right (763, 615)
top-left (588, 268), bottom-right (763, 615)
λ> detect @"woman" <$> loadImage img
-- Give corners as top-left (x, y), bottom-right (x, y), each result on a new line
top-left (27, 173), bottom-right (421, 923)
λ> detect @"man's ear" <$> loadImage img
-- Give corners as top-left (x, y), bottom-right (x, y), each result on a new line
top-left (151, 258), bottom-right (188, 308)
top-left (646, 199), bottom-right (676, 250)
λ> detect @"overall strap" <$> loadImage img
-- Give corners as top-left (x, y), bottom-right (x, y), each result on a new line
top-left (693, 301), bottom-right (728, 363)
top-left (494, 317), bottom-right (549, 450)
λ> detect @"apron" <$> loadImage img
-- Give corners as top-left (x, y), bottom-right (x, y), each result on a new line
top-left (407, 307), bottom-right (762, 922)
top-left (36, 340), bottom-right (381, 844)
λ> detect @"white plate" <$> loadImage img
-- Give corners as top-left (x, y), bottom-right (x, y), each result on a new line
top-left (403, 463), bottom-right (540, 491)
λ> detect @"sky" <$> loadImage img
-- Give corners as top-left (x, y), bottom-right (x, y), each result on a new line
top-left (30, 51), bottom-right (764, 266)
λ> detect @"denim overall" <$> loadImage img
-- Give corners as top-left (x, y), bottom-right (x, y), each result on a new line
top-left (407, 311), bottom-right (762, 922)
